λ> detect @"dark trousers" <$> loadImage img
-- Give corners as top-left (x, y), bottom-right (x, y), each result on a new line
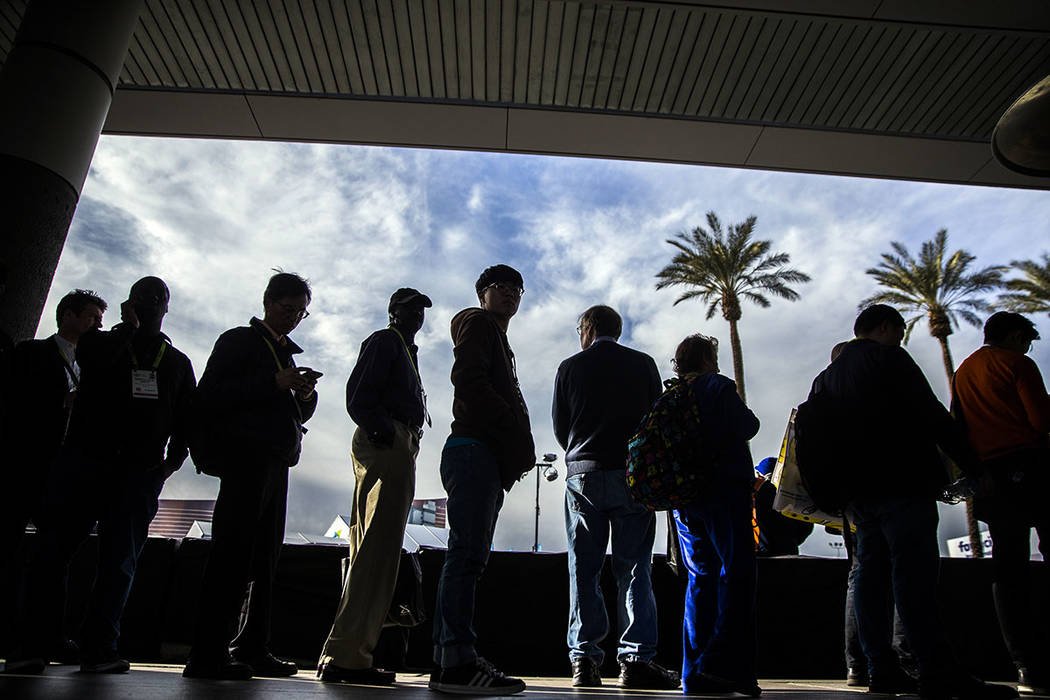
top-left (674, 482), bottom-right (757, 690)
top-left (843, 518), bottom-right (912, 673)
top-left (192, 458), bottom-right (289, 658)
top-left (17, 450), bottom-right (165, 657)
top-left (848, 496), bottom-right (952, 682)
top-left (976, 449), bottom-right (1049, 673)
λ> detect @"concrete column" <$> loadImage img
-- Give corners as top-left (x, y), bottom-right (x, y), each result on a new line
top-left (0, 0), bottom-right (143, 341)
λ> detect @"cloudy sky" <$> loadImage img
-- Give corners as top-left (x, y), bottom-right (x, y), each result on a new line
top-left (39, 134), bottom-right (1050, 555)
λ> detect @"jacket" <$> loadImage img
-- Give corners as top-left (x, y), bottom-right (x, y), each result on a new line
top-left (552, 339), bottom-right (661, 476)
top-left (448, 308), bottom-right (535, 490)
top-left (346, 328), bottom-right (426, 436)
top-left (8, 337), bottom-right (76, 468)
top-left (810, 338), bottom-right (975, 498)
top-left (64, 323), bottom-right (196, 469)
top-left (197, 318), bottom-right (317, 467)
top-left (688, 372), bottom-right (760, 486)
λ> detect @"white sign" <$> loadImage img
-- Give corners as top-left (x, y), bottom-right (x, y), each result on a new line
top-left (946, 531), bottom-right (993, 558)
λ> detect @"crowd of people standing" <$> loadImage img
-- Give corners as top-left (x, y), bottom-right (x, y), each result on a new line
top-left (0, 261), bottom-right (1046, 699)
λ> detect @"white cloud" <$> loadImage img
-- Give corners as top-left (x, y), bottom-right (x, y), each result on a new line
top-left (42, 135), bottom-right (1050, 552)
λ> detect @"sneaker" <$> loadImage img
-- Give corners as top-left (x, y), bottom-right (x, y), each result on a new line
top-left (848, 667), bottom-right (870, 687)
top-left (231, 650), bottom-right (297, 677)
top-left (317, 660), bottom-right (395, 685)
top-left (80, 650), bottom-right (130, 674)
top-left (870, 665), bottom-right (919, 694)
top-left (183, 653), bottom-right (254, 680)
top-left (1018, 668), bottom-right (1050, 696)
top-left (572, 657), bottom-right (601, 687)
top-left (920, 674), bottom-right (1019, 700)
top-left (428, 657), bottom-right (526, 695)
top-left (618, 659), bottom-right (681, 690)
top-left (684, 672), bottom-right (738, 696)
top-left (1, 657), bottom-right (46, 675)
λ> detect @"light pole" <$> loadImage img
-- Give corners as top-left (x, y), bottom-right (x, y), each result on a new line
top-left (533, 453), bottom-right (558, 553)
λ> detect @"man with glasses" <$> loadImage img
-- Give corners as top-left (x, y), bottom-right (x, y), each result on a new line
top-left (430, 265), bottom-right (535, 696)
top-left (318, 287), bottom-right (432, 686)
top-left (6, 277), bottom-right (195, 675)
top-left (185, 271), bottom-right (319, 680)
top-left (552, 305), bottom-right (678, 689)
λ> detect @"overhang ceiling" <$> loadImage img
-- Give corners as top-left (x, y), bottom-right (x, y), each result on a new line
top-left (2, 0), bottom-right (1049, 188)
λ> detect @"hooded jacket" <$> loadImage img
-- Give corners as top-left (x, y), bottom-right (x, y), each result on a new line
top-left (449, 308), bottom-right (535, 490)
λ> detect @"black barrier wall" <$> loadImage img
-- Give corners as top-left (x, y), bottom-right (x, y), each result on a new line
top-left (4, 535), bottom-right (1038, 680)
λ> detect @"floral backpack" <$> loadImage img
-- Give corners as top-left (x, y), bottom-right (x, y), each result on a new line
top-left (626, 374), bottom-right (713, 511)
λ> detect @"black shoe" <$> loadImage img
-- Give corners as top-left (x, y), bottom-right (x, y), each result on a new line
top-left (80, 650), bottom-right (130, 674)
top-left (920, 675), bottom-right (1019, 700)
top-left (848, 667), bottom-right (871, 687)
top-left (618, 659), bottom-right (680, 690)
top-left (871, 665), bottom-right (919, 694)
top-left (317, 660), bottom-right (395, 685)
top-left (49, 638), bottom-right (80, 665)
top-left (231, 651), bottom-right (296, 678)
top-left (571, 657), bottom-right (601, 687)
top-left (684, 672), bottom-right (738, 696)
top-left (183, 653), bottom-right (254, 680)
top-left (1018, 668), bottom-right (1050, 696)
top-left (2, 657), bottom-right (46, 675)
top-left (736, 682), bottom-right (764, 697)
top-left (428, 657), bottom-right (526, 695)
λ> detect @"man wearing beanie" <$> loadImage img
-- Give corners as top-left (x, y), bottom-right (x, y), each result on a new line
top-left (318, 287), bottom-right (432, 686)
top-left (429, 264), bottom-right (535, 696)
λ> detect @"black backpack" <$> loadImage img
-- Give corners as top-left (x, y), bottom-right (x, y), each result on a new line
top-left (793, 391), bottom-right (856, 515)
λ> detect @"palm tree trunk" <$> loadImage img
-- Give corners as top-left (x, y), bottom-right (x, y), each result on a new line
top-left (728, 319), bottom-right (746, 403)
top-left (937, 335), bottom-right (983, 559)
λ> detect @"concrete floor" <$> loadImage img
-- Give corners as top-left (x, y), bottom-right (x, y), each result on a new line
top-left (1, 664), bottom-right (1027, 700)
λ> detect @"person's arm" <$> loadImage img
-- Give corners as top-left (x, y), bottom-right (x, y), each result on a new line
top-left (552, 364), bottom-right (569, 451)
top-left (647, 357), bottom-right (662, 404)
top-left (721, 380), bottom-right (760, 442)
top-left (163, 356), bottom-right (196, 477)
top-left (346, 332), bottom-right (396, 441)
top-left (1016, 357), bottom-right (1050, 434)
top-left (75, 323), bottom-right (137, 372)
top-left (450, 314), bottom-right (519, 432)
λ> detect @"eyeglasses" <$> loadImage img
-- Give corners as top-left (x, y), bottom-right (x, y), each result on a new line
top-left (277, 302), bottom-right (310, 319)
top-left (483, 282), bottom-right (524, 297)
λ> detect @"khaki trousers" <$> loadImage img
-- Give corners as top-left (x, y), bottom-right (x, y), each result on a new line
top-left (320, 421), bottom-right (418, 669)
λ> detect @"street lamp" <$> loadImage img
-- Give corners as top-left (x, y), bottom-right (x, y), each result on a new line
top-left (533, 453), bottom-right (558, 553)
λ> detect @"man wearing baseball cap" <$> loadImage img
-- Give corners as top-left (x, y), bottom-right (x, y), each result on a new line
top-left (430, 265), bottom-right (536, 695)
top-left (317, 287), bottom-right (432, 686)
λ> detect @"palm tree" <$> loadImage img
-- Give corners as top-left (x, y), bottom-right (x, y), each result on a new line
top-left (655, 211), bottom-right (811, 403)
top-left (861, 228), bottom-right (1006, 557)
top-left (999, 253), bottom-right (1050, 316)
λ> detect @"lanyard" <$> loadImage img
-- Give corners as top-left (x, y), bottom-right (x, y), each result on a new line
top-left (260, 335), bottom-right (285, 372)
top-left (389, 326), bottom-right (431, 428)
top-left (129, 340), bottom-right (167, 369)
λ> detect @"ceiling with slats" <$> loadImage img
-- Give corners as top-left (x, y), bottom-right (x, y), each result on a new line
top-left (2, 0), bottom-right (1050, 187)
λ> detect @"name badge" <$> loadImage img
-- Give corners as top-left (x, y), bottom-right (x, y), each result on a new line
top-left (132, 369), bottom-right (159, 399)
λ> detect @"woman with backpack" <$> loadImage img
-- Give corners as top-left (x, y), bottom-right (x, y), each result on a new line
top-left (669, 334), bottom-right (761, 697)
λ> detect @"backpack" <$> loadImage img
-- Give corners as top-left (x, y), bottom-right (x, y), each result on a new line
top-left (626, 375), bottom-right (713, 511)
top-left (793, 391), bottom-right (855, 514)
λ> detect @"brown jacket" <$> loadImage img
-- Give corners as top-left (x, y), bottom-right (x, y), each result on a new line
top-left (449, 308), bottom-right (535, 490)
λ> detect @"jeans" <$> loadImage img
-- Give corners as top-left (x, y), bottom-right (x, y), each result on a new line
top-left (565, 469), bottom-right (657, 665)
top-left (20, 450), bottom-right (165, 657)
top-left (432, 442), bottom-right (505, 668)
top-left (675, 482), bottom-right (757, 690)
top-left (848, 496), bottom-right (949, 681)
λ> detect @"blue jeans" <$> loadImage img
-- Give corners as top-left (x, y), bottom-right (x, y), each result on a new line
top-left (675, 482), bottom-right (757, 690)
top-left (848, 496), bottom-right (947, 681)
top-left (432, 442), bottom-right (505, 668)
top-left (21, 450), bottom-right (165, 657)
top-left (565, 469), bottom-right (657, 665)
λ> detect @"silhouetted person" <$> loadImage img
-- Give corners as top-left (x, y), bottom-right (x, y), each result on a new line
top-left (318, 287), bottom-right (432, 686)
top-left (6, 277), bottom-right (195, 675)
top-left (670, 334), bottom-right (761, 697)
top-left (0, 261), bottom-right (14, 444)
top-left (810, 304), bottom-right (1015, 700)
top-left (185, 271), bottom-right (318, 681)
top-left (752, 457), bottom-right (812, 557)
top-left (953, 312), bottom-right (1049, 696)
top-left (1, 289), bottom-right (106, 664)
top-left (430, 265), bottom-right (534, 696)
top-left (552, 304), bottom-right (677, 689)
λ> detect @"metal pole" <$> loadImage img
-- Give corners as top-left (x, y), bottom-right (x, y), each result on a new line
top-left (533, 465), bottom-right (540, 552)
